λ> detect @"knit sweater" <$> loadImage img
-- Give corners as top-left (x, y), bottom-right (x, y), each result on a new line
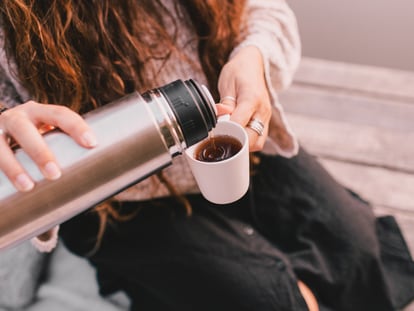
top-left (0, 0), bottom-right (301, 251)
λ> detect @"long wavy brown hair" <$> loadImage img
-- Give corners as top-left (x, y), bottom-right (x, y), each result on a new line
top-left (0, 0), bottom-right (246, 252)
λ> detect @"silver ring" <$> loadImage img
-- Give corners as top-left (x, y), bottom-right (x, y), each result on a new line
top-left (247, 118), bottom-right (265, 136)
top-left (220, 96), bottom-right (236, 103)
top-left (0, 128), bottom-right (12, 145)
top-left (0, 127), bottom-right (8, 141)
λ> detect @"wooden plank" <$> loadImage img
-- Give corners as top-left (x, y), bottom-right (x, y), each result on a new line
top-left (318, 158), bottom-right (414, 212)
top-left (285, 113), bottom-right (414, 173)
top-left (296, 57), bottom-right (414, 101)
top-left (279, 85), bottom-right (414, 132)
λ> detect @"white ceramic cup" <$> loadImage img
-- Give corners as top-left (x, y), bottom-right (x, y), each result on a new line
top-left (185, 116), bottom-right (249, 204)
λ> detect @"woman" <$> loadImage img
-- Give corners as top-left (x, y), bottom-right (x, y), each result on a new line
top-left (0, 1), bottom-right (413, 310)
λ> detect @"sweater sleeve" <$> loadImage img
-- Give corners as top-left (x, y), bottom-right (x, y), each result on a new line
top-left (231, 0), bottom-right (301, 90)
top-left (230, 0), bottom-right (301, 157)
top-left (30, 226), bottom-right (60, 253)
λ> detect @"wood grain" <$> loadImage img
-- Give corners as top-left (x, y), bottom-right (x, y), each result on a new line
top-left (295, 57), bottom-right (414, 101)
top-left (280, 86), bottom-right (414, 132)
top-left (285, 113), bottom-right (414, 173)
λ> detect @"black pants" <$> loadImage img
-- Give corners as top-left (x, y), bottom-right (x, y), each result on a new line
top-left (60, 148), bottom-right (414, 311)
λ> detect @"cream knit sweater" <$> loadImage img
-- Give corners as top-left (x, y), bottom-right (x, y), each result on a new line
top-left (0, 0), bottom-right (301, 251)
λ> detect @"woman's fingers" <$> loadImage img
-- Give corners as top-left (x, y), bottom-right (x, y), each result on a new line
top-left (7, 115), bottom-right (62, 180)
top-left (215, 103), bottom-right (234, 116)
top-left (237, 110), bottom-right (270, 151)
top-left (22, 102), bottom-right (97, 148)
top-left (0, 101), bottom-right (97, 190)
top-left (0, 132), bottom-right (35, 191)
top-left (227, 89), bottom-right (272, 151)
top-left (217, 46), bottom-right (273, 152)
top-left (218, 90), bottom-right (271, 151)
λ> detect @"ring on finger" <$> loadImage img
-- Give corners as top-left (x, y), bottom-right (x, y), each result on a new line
top-left (0, 127), bottom-right (12, 145)
top-left (0, 107), bottom-right (9, 137)
top-left (247, 118), bottom-right (265, 136)
top-left (220, 96), bottom-right (236, 103)
top-left (0, 108), bottom-right (16, 146)
top-left (0, 105), bottom-right (14, 146)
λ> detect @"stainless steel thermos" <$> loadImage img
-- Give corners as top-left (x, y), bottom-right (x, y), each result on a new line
top-left (0, 79), bottom-right (217, 250)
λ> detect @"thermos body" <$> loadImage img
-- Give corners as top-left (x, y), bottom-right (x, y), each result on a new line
top-left (0, 79), bottom-right (217, 250)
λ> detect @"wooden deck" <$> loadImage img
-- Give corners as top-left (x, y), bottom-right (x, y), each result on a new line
top-left (279, 57), bottom-right (414, 310)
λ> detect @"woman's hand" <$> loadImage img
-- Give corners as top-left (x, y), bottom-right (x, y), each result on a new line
top-left (0, 101), bottom-right (97, 192)
top-left (217, 45), bottom-right (272, 151)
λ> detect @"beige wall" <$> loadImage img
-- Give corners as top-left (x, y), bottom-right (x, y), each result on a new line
top-left (288, 0), bottom-right (414, 71)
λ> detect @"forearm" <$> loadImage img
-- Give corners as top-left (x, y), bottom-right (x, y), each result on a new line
top-left (224, 0), bottom-right (301, 157)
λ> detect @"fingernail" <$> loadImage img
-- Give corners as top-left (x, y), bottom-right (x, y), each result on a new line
top-left (81, 131), bottom-right (97, 147)
top-left (15, 173), bottom-right (35, 192)
top-left (42, 162), bottom-right (61, 180)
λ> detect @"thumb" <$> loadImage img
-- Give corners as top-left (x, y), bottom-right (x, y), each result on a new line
top-left (215, 103), bottom-right (234, 116)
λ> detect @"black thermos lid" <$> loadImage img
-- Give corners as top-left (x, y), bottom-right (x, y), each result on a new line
top-left (159, 79), bottom-right (217, 147)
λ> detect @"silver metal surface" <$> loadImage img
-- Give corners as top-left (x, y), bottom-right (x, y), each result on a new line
top-left (0, 92), bottom-right (182, 250)
top-left (144, 90), bottom-right (186, 156)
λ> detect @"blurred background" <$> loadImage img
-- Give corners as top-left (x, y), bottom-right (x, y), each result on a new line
top-left (288, 0), bottom-right (414, 71)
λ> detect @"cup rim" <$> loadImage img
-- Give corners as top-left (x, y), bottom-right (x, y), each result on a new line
top-left (185, 120), bottom-right (248, 165)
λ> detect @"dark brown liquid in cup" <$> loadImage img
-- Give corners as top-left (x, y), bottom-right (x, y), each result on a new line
top-left (195, 135), bottom-right (242, 162)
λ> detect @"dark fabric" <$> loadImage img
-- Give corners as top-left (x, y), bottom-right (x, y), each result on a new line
top-left (60, 148), bottom-right (414, 311)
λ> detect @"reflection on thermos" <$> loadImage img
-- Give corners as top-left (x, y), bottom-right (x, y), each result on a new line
top-left (0, 79), bottom-right (217, 250)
